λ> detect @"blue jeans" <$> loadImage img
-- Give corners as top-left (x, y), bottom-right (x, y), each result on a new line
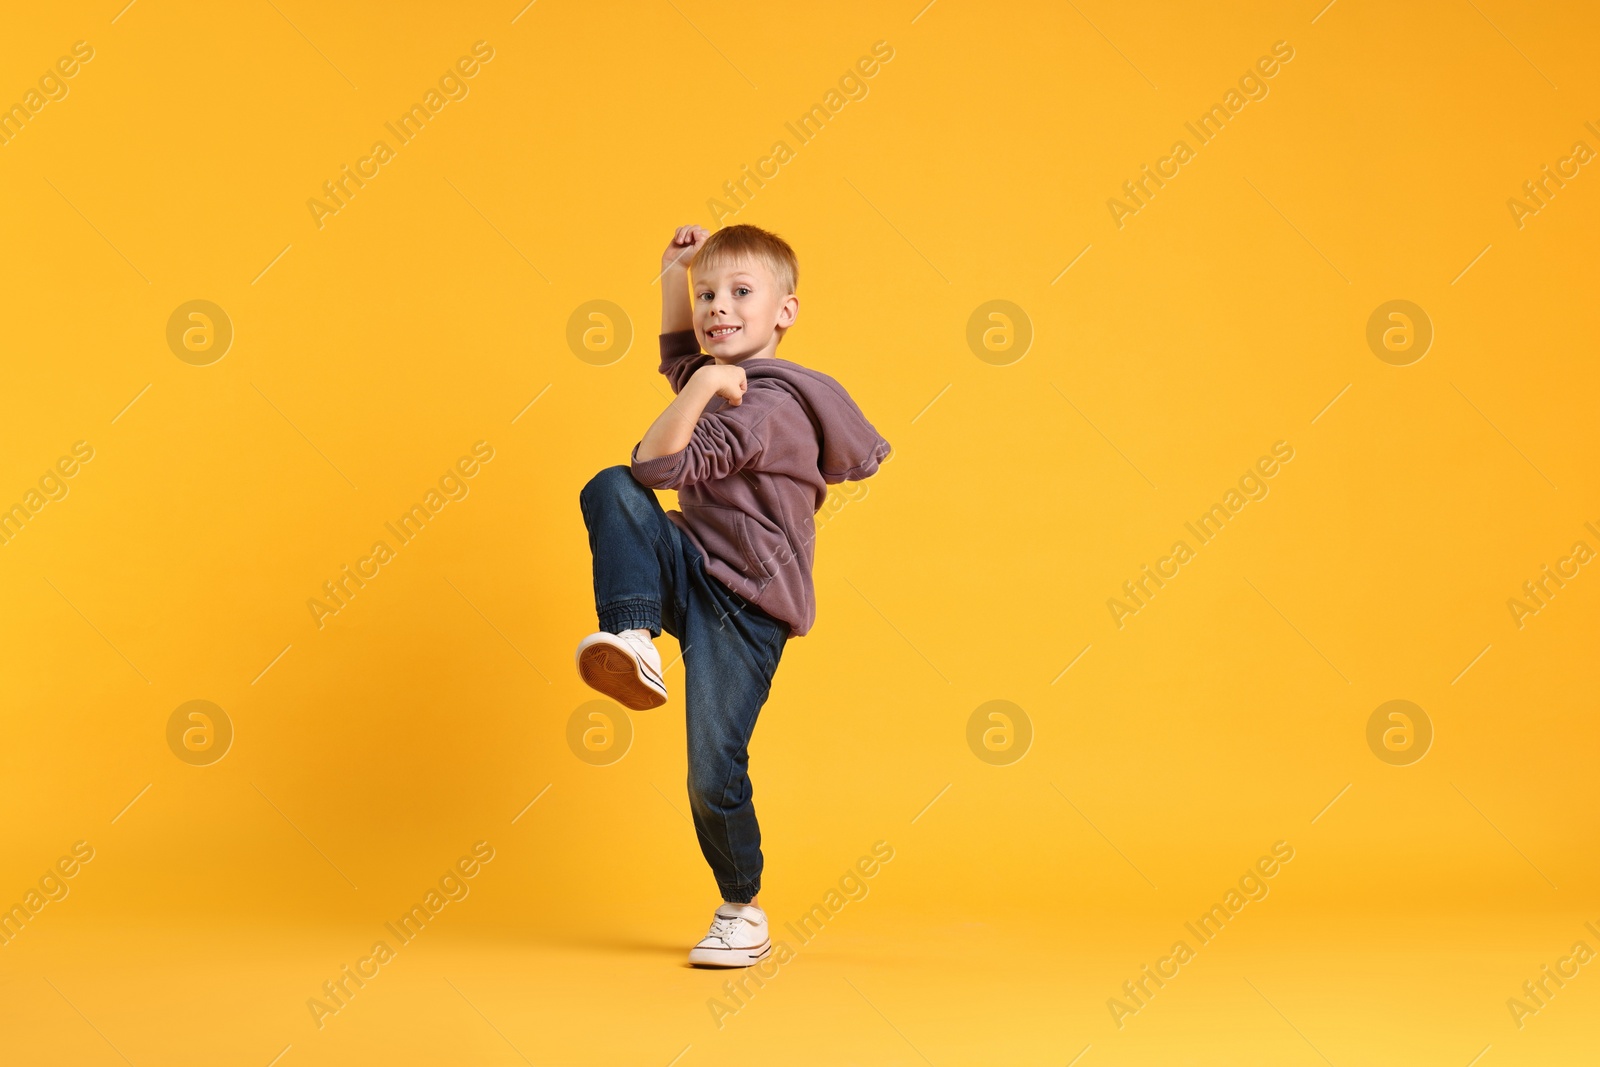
top-left (578, 465), bottom-right (789, 903)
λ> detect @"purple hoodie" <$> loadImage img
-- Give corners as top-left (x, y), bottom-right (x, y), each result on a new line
top-left (629, 329), bottom-right (891, 638)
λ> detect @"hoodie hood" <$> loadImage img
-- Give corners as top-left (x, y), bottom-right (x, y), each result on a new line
top-left (740, 357), bottom-right (892, 483)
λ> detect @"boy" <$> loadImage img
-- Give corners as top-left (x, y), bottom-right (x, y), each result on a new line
top-left (575, 223), bottom-right (891, 967)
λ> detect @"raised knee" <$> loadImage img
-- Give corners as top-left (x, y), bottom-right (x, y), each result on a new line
top-left (579, 464), bottom-right (636, 505)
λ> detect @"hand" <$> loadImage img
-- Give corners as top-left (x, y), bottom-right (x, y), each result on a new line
top-left (662, 224), bottom-right (709, 273)
top-left (693, 363), bottom-right (747, 407)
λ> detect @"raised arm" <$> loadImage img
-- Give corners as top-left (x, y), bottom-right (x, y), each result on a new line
top-left (658, 224), bottom-right (715, 392)
top-left (661, 224), bottom-right (707, 333)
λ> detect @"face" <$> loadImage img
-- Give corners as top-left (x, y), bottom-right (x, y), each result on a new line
top-left (691, 256), bottom-right (798, 364)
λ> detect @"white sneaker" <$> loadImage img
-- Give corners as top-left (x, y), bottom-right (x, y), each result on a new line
top-left (688, 902), bottom-right (772, 968)
top-left (575, 630), bottom-right (668, 710)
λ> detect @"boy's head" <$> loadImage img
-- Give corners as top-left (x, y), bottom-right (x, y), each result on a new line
top-left (689, 224), bottom-right (800, 364)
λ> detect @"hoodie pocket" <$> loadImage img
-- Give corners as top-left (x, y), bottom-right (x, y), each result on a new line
top-left (686, 504), bottom-right (776, 585)
top-left (738, 512), bottom-right (792, 585)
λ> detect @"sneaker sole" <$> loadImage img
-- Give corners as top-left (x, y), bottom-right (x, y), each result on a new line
top-left (577, 642), bottom-right (668, 710)
top-left (688, 938), bottom-right (772, 968)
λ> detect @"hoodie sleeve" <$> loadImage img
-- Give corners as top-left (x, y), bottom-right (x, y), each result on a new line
top-left (629, 384), bottom-right (786, 490)
top-left (658, 329), bottom-right (711, 395)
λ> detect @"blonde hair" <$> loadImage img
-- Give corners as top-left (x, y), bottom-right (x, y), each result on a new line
top-left (691, 223), bottom-right (798, 296)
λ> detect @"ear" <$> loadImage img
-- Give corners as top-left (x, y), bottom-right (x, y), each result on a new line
top-left (777, 293), bottom-right (799, 329)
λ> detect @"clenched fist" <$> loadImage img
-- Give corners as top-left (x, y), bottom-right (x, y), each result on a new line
top-left (662, 224), bottom-right (710, 274)
top-left (692, 363), bottom-right (747, 407)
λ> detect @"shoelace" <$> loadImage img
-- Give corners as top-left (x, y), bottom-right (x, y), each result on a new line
top-left (706, 916), bottom-right (745, 944)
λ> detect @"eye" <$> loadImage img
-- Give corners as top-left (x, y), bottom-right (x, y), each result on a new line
top-left (735, 286), bottom-right (751, 296)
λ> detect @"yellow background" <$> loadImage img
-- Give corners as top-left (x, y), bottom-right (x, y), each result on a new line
top-left (2, 0), bottom-right (1597, 1063)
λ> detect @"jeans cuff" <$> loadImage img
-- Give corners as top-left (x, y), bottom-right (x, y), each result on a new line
top-left (720, 881), bottom-right (760, 904)
top-left (599, 597), bottom-right (660, 637)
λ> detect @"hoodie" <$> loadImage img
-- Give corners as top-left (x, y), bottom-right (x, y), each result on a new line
top-left (629, 329), bottom-right (892, 638)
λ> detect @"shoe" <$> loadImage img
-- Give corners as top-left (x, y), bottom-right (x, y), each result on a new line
top-left (688, 902), bottom-right (772, 968)
top-left (575, 630), bottom-right (668, 710)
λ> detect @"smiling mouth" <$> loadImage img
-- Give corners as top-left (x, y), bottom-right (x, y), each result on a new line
top-left (706, 325), bottom-right (741, 340)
